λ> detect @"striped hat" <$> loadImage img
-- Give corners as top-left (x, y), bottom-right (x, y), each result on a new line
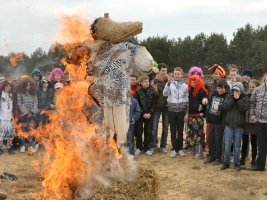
top-left (208, 64), bottom-right (226, 78)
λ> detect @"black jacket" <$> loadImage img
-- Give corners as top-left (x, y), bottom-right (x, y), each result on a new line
top-left (37, 88), bottom-right (54, 110)
top-left (222, 93), bottom-right (249, 128)
top-left (206, 91), bottom-right (227, 123)
top-left (189, 89), bottom-right (207, 114)
top-left (134, 86), bottom-right (155, 115)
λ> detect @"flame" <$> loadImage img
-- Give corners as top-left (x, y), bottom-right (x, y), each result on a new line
top-left (32, 81), bottom-right (124, 199)
top-left (29, 14), bottom-right (133, 200)
top-left (56, 14), bottom-right (94, 44)
top-left (8, 52), bottom-right (24, 68)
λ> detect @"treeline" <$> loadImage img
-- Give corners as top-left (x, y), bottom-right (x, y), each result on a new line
top-left (131, 23), bottom-right (267, 77)
top-left (0, 23), bottom-right (267, 77)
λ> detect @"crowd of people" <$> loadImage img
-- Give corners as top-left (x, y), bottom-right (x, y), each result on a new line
top-left (0, 63), bottom-right (266, 173)
top-left (128, 63), bottom-right (267, 172)
top-left (0, 67), bottom-right (65, 155)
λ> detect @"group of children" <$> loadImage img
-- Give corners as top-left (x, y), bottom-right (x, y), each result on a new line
top-left (1, 63), bottom-right (266, 172)
top-left (0, 67), bottom-right (65, 155)
top-left (128, 63), bottom-right (267, 171)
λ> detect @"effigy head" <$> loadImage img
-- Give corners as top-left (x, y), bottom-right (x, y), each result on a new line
top-left (91, 13), bottom-right (143, 43)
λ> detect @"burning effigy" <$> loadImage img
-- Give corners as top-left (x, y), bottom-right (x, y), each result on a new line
top-left (30, 14), bottom-right (159, 200)
top-left (86, 13), bottom-right (158, 147)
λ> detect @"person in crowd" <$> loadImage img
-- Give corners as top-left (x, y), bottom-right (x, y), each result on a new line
top-left (188, 66), bottom-right (208, 150)
top-left (16, 76), bottom-right (39, 155)
top-left (134, 75), bottom-right (156, 156)
top-left (207, 64), bottom-right (226, 94)
top-left (204, 79), bottom-right (229, 165)
top-left (241, 68), bottom-right (253, 90)
top-left (36, 77), bottom-right (54, 127)
top-left (240, 79), bottom-right (260, 166)
top-left (130, 74), bottom-right (139, 96)
top-left (227, 68), bottom-right (239, 88)
top-left (221, 82), bottom-right (249, 171)
top-left (129, 74), bottom-right (140, 139)
top-left (163, 67), bottom-right (188, 157)
top-left (150, 63), bottom-right (168, 154)
top-left (64, 72), bottom-right (71, 85)
top-left (53, 82), bottom-right (64, 108)
top-left (186, 75), bottom-right (209, 160)
top-left (0, 80), bottom-right (15, 155)
top-left (250, 74), bottom-right (267, 171)
top-left (206, 64), bottom-right (226, 152)
top-left (49, 68), bottom-right (65, 89)
top-left (31, 68), bottom-right (43, 89)
top-left (127, 95), bottom-right (141, 159)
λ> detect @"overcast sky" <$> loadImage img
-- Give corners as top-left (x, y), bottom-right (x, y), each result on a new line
top-left (1, 0), bottom-right (267, 56)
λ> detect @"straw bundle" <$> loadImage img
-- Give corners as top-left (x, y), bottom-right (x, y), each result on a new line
top-left (87, 166), bottom-right (160, 200)
top-left (93, 14), bottom-right (143, 44)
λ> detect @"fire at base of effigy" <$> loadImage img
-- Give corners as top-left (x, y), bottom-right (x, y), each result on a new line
top-left (22, 13), bottom-right (160, 200)
top-left (30, 80), bottom-right (159, 200)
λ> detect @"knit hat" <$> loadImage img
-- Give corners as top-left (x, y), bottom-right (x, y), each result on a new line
top-left (232, 82), bottom-right (245, 93)
top-left (41, 77), bottom-right (49, 85)
top-left (241, 69), bottom-right (253, 78)
top-left (208, 64), bottom-right (226, 78)
top-left (54, 82), bottom-right (63, 89)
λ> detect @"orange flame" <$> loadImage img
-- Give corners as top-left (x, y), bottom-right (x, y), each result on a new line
top-left (29, 14), bottom-right (132, 200)
top-left (57, 14), bottom-right (94, 44)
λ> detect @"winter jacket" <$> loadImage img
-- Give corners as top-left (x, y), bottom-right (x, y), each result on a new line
top-left (37, 87), bottom-right (54, 110)
top-left (163, 80), bottom-right (188, 112)
top-left (134, 86), bottom-right (155, 115)
top-left (206, 91), bottom-right (227, 124)
top-left (189, 89), bottom-right (207, 114)
top-left (222, 93), bottom-right (249, 128)
top-left (129, 96), bottom-right (141, 124)
top-left (250, 83), bottom-right (267, 123)
top-left (17, 93), bottom-right (38, 116)
top-left (153, 75), bottom-right (168, 107)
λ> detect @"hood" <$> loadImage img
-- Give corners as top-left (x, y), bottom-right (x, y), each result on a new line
top-left (231, 82), bottom-right (245, 93)
top-left (31, 68), bottom-right (43, 78)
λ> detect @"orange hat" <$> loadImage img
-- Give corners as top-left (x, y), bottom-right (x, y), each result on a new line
top-left (208, 64), bottom-right (226, 78)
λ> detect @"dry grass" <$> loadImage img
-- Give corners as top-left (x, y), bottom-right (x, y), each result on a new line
top-left (87, 166), bottom-right (160, 200)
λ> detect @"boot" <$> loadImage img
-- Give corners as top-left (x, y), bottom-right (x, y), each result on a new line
top-left (240, 159), bottom-right (245, 165)
top-left (7, 146), bottom-right (14, 155)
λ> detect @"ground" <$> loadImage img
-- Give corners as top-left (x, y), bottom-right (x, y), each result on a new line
top-left (1, 144), bottom-right (267, 200)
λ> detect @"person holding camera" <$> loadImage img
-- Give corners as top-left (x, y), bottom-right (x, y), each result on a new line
top-left (221, 82), bottom-right (249, 171)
